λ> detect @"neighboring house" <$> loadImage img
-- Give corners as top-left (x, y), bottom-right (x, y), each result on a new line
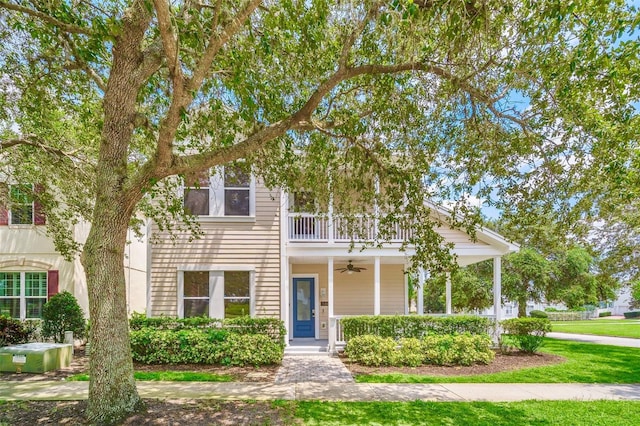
top-left (147, 167), bottom-right (518, 349)
top-left (0, 183), bottom-right (147, 320)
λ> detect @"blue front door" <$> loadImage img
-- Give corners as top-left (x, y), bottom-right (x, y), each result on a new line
top-left (293, 277), bottom-right (315, 338)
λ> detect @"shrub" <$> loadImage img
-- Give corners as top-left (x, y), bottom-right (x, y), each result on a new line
top-left (341, 315), bottom-right (492, 340)
top-left (501, 317), bottom-right (551, 353)
top-left (344, 335), bottom-right (397, 366)
top-left (130, 327), bottom-right (282, 366)
top-left (529, 310), bottom-right (548, 318)
top-left (0, 316), bottom-right (33, 346)
top-left (345, 333), bottom-right (494, 367)
top-left (598, 311), bottom-right (612, 318)
top-left (422, 334), bottom-right (494, 366)
top-left (41, 291), bottom-right (87, 343)
top-left (624, 311), bottom-right (640, 319)
top-left (128, 313), bottom-right (285, 345)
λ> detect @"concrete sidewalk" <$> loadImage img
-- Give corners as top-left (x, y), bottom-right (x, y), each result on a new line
top-left (547, 332), bottom-right (640, 348)
top-left (1, 381), bottom-right (640, 403)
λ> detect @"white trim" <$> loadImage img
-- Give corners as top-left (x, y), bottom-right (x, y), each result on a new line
top-left (176, 267), bottom-right (256, 319)
top-left (195, 216), bottom-right (256, 223)
top-left (177, 265), bottom-right (255, 272)
top-left (280, 190), bottom-right (289, 344)
top-left (493, 256), bottom-right (502, 322)
top-left (290, 273), bottom-right (320, 340)
top-left (374, 256), bottom-right (380, 315)
top-left (417, 268), bottom-right (425, 315)
top-left (445, 272), bottom-right (452, 315)
top-left (146, 219), bottom-right (152, 316)
top-left (404, 265), bottom-right (409, 315)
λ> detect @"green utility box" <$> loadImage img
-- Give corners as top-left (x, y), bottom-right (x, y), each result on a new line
top-left (0, 343), bottom-right (73, 373)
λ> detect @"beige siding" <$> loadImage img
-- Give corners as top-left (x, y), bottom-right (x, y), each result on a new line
top-left (150, 184), bottom-right (281, 317)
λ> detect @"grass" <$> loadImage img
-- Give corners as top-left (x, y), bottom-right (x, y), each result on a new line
top-left (355, 338), bottom-right (640, 384)
top-left (293, 401), bottom-right (640, 425)
top-left (67, 371), bottom-right (233, 382)
top-left (552, 319), bottom-right (640, 338)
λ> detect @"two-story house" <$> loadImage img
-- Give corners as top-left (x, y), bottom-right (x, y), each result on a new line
top-left (147, 166), bottom-right (518, 350)
top-left (0, 183), bottom-right (147, 320)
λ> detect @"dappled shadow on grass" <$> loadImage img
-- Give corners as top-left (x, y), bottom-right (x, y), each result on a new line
top-left (294, 400), bottom-right (640, 426)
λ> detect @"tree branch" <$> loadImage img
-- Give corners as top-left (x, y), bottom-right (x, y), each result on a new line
top-left (0, 135), bottom-right (86, 162)
top-left (153, 0), bottom-right (185, 91)
top-left (0, 1), bottom-right (96, 35)
top-left (61, 34), bottom-right (107, 91)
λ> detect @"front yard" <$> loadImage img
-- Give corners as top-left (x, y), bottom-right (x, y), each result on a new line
top-left (351, 338), bottom-right (640, 383)
top-left (551, 319), bottom-right (640, 338)
top-left (2, 400), bottom-right (640, 425)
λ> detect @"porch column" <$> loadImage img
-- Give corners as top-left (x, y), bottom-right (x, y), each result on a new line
top-left (328, 190), bottom-right (334, 244)
top-left (417, 268), bottom-right (425, 315)
top-left (445, 272), bottom-right (452, 315)
top-left (493, 256), bottom-right (502, 322)
top-left (328, 257), bottom-right (335, 352)
top-left (374, 256), bottom-right (381, 315)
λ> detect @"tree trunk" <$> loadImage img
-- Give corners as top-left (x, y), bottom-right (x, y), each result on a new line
top-left (517, 297), bottom-right (527, 317)
top-left (81, 197), bottom-right (140, 424)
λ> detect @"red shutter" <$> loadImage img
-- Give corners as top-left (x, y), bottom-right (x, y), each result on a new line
top-left (34, 184), bottom-right (46, 225)
top-left (0, 184), bottom-right (7, 226)
top-left (47, 270), bottom-right (59, 298)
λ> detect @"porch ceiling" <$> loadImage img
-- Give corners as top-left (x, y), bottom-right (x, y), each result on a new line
top-left (288, 256), bottom-right (408, 265)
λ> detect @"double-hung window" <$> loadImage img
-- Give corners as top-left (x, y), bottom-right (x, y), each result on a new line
top-left (178, 269), bottom-right (253, 318)
top-left (0, 272), bottom-right (48, 319)
top-left (10, 185), bottom-right (33, 225)
top-left (182, 164), bottom-right (254, 219)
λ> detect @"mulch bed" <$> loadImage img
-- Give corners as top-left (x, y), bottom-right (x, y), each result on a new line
top-left (341, 350), bottom-right (565, 377)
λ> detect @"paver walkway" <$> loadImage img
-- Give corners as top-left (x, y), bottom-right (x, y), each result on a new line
top-left (274, 354), bottom-right (354, 384)
top-left (547, 332), bottom-right (640, 348)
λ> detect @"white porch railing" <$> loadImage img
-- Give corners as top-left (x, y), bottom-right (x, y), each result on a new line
top-left (329, 314), bottom-right (501, 353)
top-left (288, 213), bottom-right (413, 243)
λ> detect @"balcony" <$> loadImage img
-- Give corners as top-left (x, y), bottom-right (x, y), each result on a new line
top-left (287, 213), bottom-right (413, 243)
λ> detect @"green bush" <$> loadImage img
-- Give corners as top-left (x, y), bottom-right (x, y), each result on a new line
top-left (41, 291), bottom-right (86, 343)
top-left (345, 333), bottom-right (494, 367)
top-left (501, 317), bottom-right (551, 353)
top-left (422, 334), bottom-right (494, 366)
top-left (0, 316), bottom-right (33, 346)
top-left (341, 315), bottom-right (492, 340)
top-left (623, 311), bottom-right (640, 319)
top-left (598, 311), bottom-right (612, 318)
top-left (128, 313), bottom-right (285, 345)
top-left (529, 310), bottom-right (548, 318)
top-left (130, 327), bottom-right (282, 366)
top-left (344, 335), bottom-right (397, 366)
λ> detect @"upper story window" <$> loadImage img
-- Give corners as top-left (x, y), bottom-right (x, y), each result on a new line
top-left (183, 164), bottom-right (255, 219)
top-left (0, 184), bottom-right (45, 226)
top-left (10, 185), bottom-right (34, 225)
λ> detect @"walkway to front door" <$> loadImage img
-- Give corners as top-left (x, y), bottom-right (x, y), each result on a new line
top-left (274, 354), bottom-right (354, 384)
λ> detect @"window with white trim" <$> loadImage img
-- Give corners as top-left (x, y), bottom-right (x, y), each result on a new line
top-left (10, 185), bottom-right (34, 225)
top-left (178, 269), bottom-right (253, 318)
top-left (182, 164), bottom-right (254, 218)
top-left (0, 271), bottom-right (47, 319)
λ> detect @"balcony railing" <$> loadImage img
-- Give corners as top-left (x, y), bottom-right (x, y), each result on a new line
top-left (287, 213), bottom-right (413, 242)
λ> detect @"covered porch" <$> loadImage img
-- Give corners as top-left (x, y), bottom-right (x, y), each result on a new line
top-left (280, 252), bottom-right (509, 353)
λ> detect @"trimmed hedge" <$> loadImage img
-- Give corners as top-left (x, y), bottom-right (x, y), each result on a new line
top-left (344, 334), bottom-right (494, 367)
top-left (501, 317), bottom-right (551, 353)
top-left (529, 310), bottom-right (548, 319)
top-left (341, 315), bottom-right (492, 341)
top-left (545, 311), bottom-right (595, 321)
top-left (130, 328), bottom-right (283, 366)
top-left (598, 311), bottom-right (612, 318)
top-left (624, 311), bottom-right (640, 319)
top-left (129, 313), bottom-right (285, 345)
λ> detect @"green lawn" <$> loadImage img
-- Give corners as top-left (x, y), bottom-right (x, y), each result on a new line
top-left (355, 338), bottom-right (640, 384)
top-left (552, 319), bottom-right (640, 338)
top-left (293, 401), bottom-right (640, 425)
top-left (67, 371), bottom-right (233, 382)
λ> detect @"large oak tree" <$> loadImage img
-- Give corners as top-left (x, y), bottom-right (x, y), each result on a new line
top-left (0, 0), bottom-right (638, 423)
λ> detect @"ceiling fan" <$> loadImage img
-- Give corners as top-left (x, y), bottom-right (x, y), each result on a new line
top-left (335, 261), bottom-right (367, 274)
